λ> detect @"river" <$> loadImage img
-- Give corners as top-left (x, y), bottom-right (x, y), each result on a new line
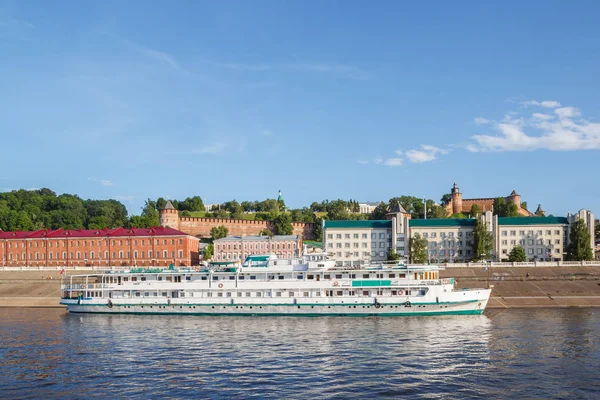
top-left (0, 308), bottom-right (598, 399)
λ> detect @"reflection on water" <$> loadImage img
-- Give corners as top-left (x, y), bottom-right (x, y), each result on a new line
top-left (0, 308), bottom-right (599, 399)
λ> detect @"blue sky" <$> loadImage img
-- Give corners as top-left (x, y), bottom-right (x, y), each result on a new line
top-left (1, 0), bottom-right (599, 217)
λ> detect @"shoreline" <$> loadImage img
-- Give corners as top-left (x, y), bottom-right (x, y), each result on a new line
top-left (1, 267), bottom-right (600, 309)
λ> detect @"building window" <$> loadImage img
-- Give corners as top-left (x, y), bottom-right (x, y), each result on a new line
top-left (510, 231), bottom-right (516, 236)
top-left (431, 232), bottom-right (437, 238)
top-left (336, 234), bottom-right (342, 239)
top-left (327, 234), bottom-right (333, 239)
top-left (345, 234), bottom-right (350, 239)
top-left (362, 234), bottom-right (368, 239)
top-left (371, 233), bottom-right (376, 239)
top-left (502, 231), bottom-right (507, 236)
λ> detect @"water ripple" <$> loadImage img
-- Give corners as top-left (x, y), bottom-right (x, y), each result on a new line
top-left (0, 309), bottom-right (599, 399)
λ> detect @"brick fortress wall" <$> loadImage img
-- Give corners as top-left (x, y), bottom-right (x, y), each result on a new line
top-left (163, 215), bottom-right (315, 239)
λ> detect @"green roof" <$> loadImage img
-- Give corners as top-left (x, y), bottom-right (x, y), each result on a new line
top-left (245, 255), bottom-right (271, 262)
top-left (324, 220), bottom-right (392, 229)
top-left (409, 219), bottom-right (476, 227)
top-left (498, 216), bottom-right (568, 225)
top-left (303, 240), bottom-right (323, 248)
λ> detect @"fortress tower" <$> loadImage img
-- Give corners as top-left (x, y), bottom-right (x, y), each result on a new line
top-left (507, 189), bottom-right (521, 207)
top-left (450, 182), bottom-right (463, 215)
top-left (159, 200), bottom-right (180, 229)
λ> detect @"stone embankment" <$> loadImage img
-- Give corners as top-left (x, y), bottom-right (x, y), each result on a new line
top-left (441, 266), bottom-right (600, 308)
top-left (1, 267), bottom-right (599, 309)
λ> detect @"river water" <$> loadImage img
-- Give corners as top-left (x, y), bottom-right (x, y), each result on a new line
top-left (0, 308), bottom-right (598, 399)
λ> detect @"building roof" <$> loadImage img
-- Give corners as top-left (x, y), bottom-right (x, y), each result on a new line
top-left (324, 220), bottom-right (392, 229)
top-left (303, 240), bottom-right (323, 248)
top-left (0, 226), bottom-right (192, 239)
top-left (410, 219), bottom-right (477, 227)
top-left (509, 189), bottom-right (519, 196)
top-left (162, 200), bottom-right (176, 210)
top-left (388, 203), bottom-right (408, 214)
top-left (215, 235), bottom-right (300, 242)
top-left (498, 216), bottom-right (568, 225)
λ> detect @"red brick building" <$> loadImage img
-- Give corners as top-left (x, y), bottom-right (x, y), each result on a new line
top-left (213, 235), bottom-right (302, 262)
top-left (0, 227), bottom-right (200, 267)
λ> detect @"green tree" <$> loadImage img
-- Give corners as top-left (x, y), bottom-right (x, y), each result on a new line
top-left (180, 210), bottom-right (192, 217)
top-left (387, 248), bottom-right (401, 262)
top-left (473, 219), bottom-right (493, 261)
top-left (493, 197), bottom-right (520, 217)
top-left (427, 203), bottom-right (448, 219)
top-left (409, 233), bottom-right (428, 264)
top-left (440, 194), bottom-right (452, 206)
top-left (521, 201), bottom-right (528, 211)
top-left (469, 204), bottom-right (481, 217)
top-left (312, 218), bottom-right (323, 241)
top-left (566, 219), bottom-right (593, 261)
top-left (595, 220), bottom-right (600, 240)
top-left (223, 200), bottom-right (244, 219)
top-left (507, 245), bottom-right (527, 262)
top-left (273, 213), bottom-right (293, 235)
top-left (259, 228), bottom-right (274, 237)
top-left (210, 225), bottom-right (229, 240)
top-left (203, 244), bottom-right (214, 260)
top-left (369, 202), bottom-right (388, 220)
top-left (178, 196), bottom-right (205, 212)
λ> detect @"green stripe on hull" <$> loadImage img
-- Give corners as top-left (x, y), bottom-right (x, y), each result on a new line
top-left (67, 309), bottom-right (484, 317)
top-left (63, 299), bottom-right (480, 307)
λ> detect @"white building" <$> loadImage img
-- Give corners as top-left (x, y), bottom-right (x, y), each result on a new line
top-left (324, 207), bottom-right (594, 264)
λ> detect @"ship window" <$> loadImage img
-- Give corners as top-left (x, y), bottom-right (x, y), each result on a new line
top-left (400, 274), bottom-right (406, 278)
top-left (289, 292), bottom-right (294, 297)
top-left (278, 276), bottom-right (284, 280)
top-left (363, 291), bottom-right (369, 296)
top-left (201, 276), bottom-right (207, 280)
top-left (350, 274), bottom-right (356, 279)
top-left (135, 292), bottom-right (140, 297)
top-left (162, 292), bottom-right (167, 297)
top-left (256, 292), bottom-right (262, 297)
top-left (389, 274), bottom-right (395, 278)
top-left (229, 276), bottom-right (235, 280)
top-left (217, 293), bottom-right (223, 297)
top-left (250, 276), bottom-right (256, 280)
top-left (276, 292), bottom-right (282, 297)
top-left (315, 292), bottom-right (321, 296)
top-left (226, 292), bottom-right (232, 297)
top-left (303, 292), bottom-right (309, 297)
top-left (336, 291), bottom-right (343, 296)
top-left (141, 277), bottom-right (146, 281)
top-left (392, 290), bottom-right (397, 295)
top-left (186, 276), bottom-right (191, 281)
top-left (363, 274), bottom-right (369, 278)
top-left (145, 292), bottom-right (150, 297)
top-left (207, 293), bottom-right (212, 297)
top-left (335, 274), bottom-right (342, 279)
top-left (238, 275), bottom-right (245, 280)
top-left (245, 292), bottom-right (251, 297)
top-left (237, 292), bottom-right (242, 297)
top-left (307, 275), bottom-right (314, 280)
top-left (158, 276), bottom-right (163, 281)
top-left (131, 277), bottom-right (137, 282)
top-left (296, 274), bottom-right (303, 280)
top-left (213, 276), bottom-right (219, 281)
top-left (324, 274), bottom-right (330, 279)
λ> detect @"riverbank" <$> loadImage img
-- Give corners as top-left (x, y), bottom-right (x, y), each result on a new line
top-left (1, 267), bottom-right (599, 309)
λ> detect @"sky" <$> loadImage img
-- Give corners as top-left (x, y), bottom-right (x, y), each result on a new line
top-left (1, 0), bottom-right (600, 217)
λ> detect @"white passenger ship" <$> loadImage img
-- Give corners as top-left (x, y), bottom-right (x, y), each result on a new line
top-left (60, 254), bottom-right (491, 316)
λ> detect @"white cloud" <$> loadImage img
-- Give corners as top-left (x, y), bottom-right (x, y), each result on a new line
top-left (524, 100), bottom-right (562, 108)
top-left (357, 159), bottom-right (369, 165)
top-left (554, 107), bottom-right (581, 119)
top-left (382, 158), bottom-right (404, 167)
top-left (405, 145), bottom-right (449, 163)
top-left (474, 117), bottom-right (490, 126)
top-left (469, 103), bottom-right (600, 152)
top-left (532, 113), bottom-right (553, 120)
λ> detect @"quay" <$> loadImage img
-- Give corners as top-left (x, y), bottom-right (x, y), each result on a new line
top-left (1, 265), bottom-right (600, 309)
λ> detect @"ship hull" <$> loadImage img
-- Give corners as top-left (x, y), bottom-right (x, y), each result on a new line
top-left (62, 294), bottom-right (489, 316)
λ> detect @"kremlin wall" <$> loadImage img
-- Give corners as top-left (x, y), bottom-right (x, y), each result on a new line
top-left (159, 201), bottom-right (315, 239)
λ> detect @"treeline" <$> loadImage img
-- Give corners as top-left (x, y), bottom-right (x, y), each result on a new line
top-left (1, 188), bottom-right (557, 235)
top-left (0, 189), bottom-right (128, 231)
